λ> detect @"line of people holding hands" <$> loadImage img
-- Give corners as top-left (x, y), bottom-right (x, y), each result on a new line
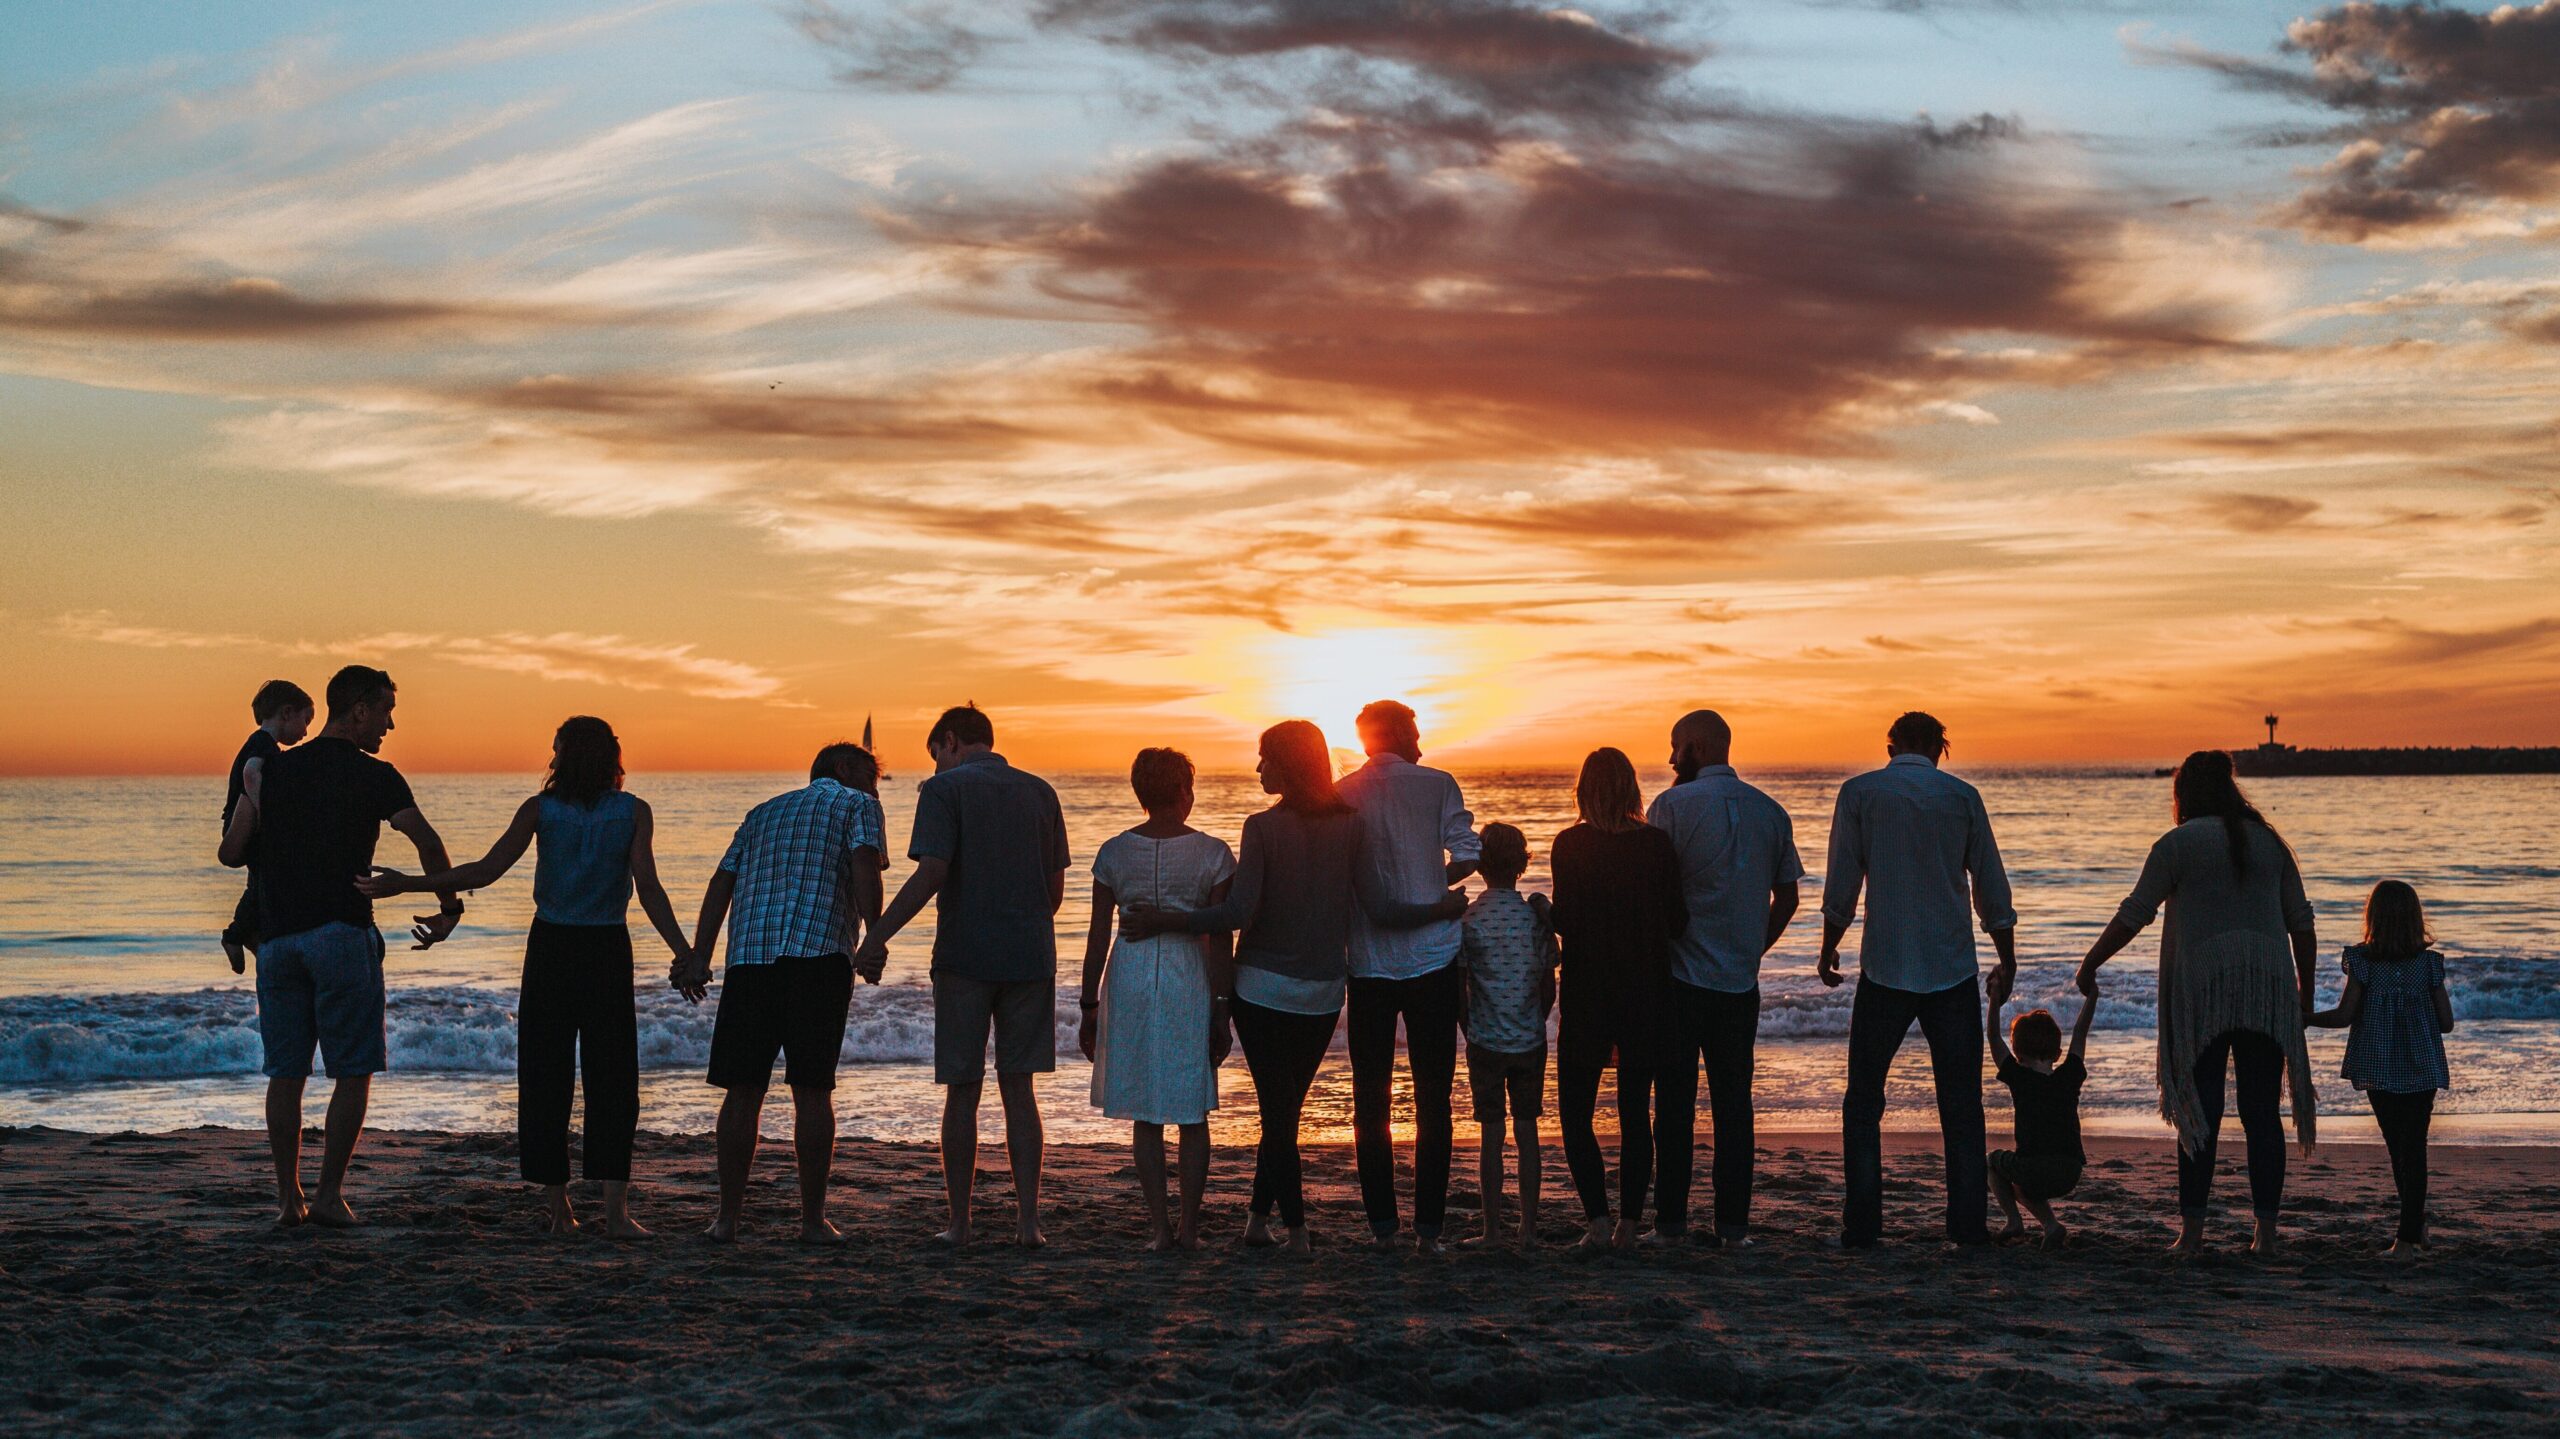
top-left (221, 668), bottom-right (2456, 1258)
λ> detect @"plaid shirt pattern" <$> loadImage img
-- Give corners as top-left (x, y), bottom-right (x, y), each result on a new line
top-left (717, 778), bottom-right (885, 966)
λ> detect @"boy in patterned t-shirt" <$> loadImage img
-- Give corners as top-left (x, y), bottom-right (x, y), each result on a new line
top-left (1458, 822), bottom-right (1556, 1251)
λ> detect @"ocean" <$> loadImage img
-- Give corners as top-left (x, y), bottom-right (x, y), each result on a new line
top-left (3, 767), bottom-right (2556, 1145)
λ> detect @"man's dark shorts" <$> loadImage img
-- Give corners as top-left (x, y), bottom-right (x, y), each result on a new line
top-left (932, 975), bottom-right (1056, 1084)
top-left (1467, 1042), bottom-right (1547, 1124)
top-left (256, 921), bottom-right (389, 1079)
top-left (707, 954), bottom-right (855, 1091)
top-left (1988, 1148), bottom-right (2082, 1202)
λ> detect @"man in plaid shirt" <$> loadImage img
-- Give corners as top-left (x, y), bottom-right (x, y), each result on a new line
top-left (679, 743), bottom-right (885, 1243)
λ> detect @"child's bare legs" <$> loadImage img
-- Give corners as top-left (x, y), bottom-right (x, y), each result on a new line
top-left (2021, 1193), bottom-right (2065, 1248)
top-left (1513, 1106), bottom-right (1540, 1252)
top-left (1991, 1171), bottom-right (2027, 1242)
top-left (540, 1183), bottom-right (580, 1235)
top-left (1134, 1123), bottom-right (1174, 1249)
top-left (602, 1180), bottom-right (649, 1240)
top-left (1464, 1115), bottom-right (1507, 1248)
top-left (1175, 1123), bottom-right (1208, 1250)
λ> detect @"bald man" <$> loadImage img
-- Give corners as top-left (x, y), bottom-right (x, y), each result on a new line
top-left (1642, 709), bottom-right (1803, 1245)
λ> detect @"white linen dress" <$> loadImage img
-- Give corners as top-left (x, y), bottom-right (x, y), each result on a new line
top-left (1089, 829), bottom-right (1235, 1125)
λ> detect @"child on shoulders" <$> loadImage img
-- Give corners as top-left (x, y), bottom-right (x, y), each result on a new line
top-left (2311, 879), bottom-right (2453, 1258)
top-left (1457, 822), bottom-right (1556, 1252)
top-left (1987, 991), bottom-right (2096, 1248)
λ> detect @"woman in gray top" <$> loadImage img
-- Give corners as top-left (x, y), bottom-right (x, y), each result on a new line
top-left (1127, 720), bottom-right (1458, 1253)
top-left (362, 717), bottom-right (692, 1239)
top-left (2075, 750), bottom-right (2317, 1257)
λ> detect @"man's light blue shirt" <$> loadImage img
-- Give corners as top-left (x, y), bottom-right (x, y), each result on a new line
top-left (1819, 754), bottom-right (2016, 993)
top-left (1646, 766), bottom-right (1804, 993)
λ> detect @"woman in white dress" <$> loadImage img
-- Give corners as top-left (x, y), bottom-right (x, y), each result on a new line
top-left (1077, 747), bottom-right (1235, 1251)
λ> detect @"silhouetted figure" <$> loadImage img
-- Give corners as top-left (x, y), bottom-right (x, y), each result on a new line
top-left (2309, 880), bottom-right (2453, 1258)
top-left (359, 716), bottom-right (693, 1239)
top-left (217, 665), bottom-right (462, 1229)
top-left (1645, 709), bottom-right (1802, 1246)
top-left (1550, 747), bottom-right (1688, 1249)
top-left (679, 743), bottom-right (886, 1244)
top-left (1820, 711), bottom-right (2016, 1249)
top-left (219, 680), bottom-right (313, 974)
top-left (1077, 748), bottom-right (1234, 1251)
top-left (2076, 749), bottom-right (2316, 1257)
top-left (1456, 822), bottom-right (1555, 1252)
top-left (1986, 995), bottom-right (2097, 1248)
top-left (859, 705), bottom-right (1070, 1249)
top-left (1339, 700), bottom-right (1481, 1253)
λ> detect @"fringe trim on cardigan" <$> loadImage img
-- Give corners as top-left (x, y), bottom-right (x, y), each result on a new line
top-left (2156, 928), bottom-right (2316, 1155)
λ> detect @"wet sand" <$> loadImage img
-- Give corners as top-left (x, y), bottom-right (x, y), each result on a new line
top-left (3, 1126), bottom-right (2555, 1435)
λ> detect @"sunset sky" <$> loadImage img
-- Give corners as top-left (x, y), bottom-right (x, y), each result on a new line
top-left (4, 0), bottom-right (2557, 775)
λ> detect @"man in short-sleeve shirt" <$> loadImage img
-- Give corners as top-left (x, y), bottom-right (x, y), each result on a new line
top-left (1644, 709), bottom-right (1803, 1245)
top-left (217, 665), bottom-right (461, 1228)
top-left (680, 742), bottom-right (885, 1243)
top-left (860, 705), bottom-right (1069, 1247)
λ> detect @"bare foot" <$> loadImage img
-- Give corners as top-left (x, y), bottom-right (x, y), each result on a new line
top-left (306, 1193), bottom-right (364, 1230)
top-left (704, 1213), bottom-right (740, 1242)
top-left (797, 1218), bottom-right (848, 1246)
top-left (1014, 1223), bottom-right (1047, 1250)
top-left (932, 1225), bottom-right (971, 1248)
top-left (2168, 1218), bottom-right (2204, 1257)
top-left (542, 1212), bottom-right (582, 1237)
top-left (1416, 1235), bottom-right (1447, 1256)
top-left (1365, 1230), bottom-right (1402, 1253)
top-left (1146, 1229), bottom-right (1179, 1253)
top-left (274, 1200), bottom-right (307, 1228)
top-left (1575, 1220), bottom-right (1614, 1250)
top-left (2386, 1239), bottom-right (2426, 1261)
top-left (2038, 1223), bottom-right (2069, 1251)
top-left (1515, 1226), bottom-right (1538, 1254)
top-left (1612, 1216), bottom-right (1640, 1250)
top-left (1175, 1225), bottom-right (1202, 1252)
top-left (1996, 1221), bottom-right (2028, 1244)
top-left (1458, 1227), bottom-right (1504, 1250)
top-left (1283, 1227), bottom-right (1313, 1256)
top-left (222, 940), bottom-right (247, 975)
top-left (1240, 1214), bottom-right (1279, 1249)
top-left (606, 1215), bottom-right (653, 1241)
top-left (2248, 1221), bottom-right (2279, 1258)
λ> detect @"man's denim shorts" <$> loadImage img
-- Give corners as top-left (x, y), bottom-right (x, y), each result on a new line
top-left (255, 921), bottom-right (389, 1079)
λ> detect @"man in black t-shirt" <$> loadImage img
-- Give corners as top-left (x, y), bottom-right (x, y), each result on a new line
top-left (220, 665), bottom-right (462, 1228)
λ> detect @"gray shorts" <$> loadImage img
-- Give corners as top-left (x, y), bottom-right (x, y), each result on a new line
top-left (932, 975), bottom-right (1056, 1084)
top-left (256, 922), bottom-right (388, 1079)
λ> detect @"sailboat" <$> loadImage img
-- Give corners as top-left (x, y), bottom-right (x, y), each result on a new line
top-left (862, 714), bottom-right (889, 780)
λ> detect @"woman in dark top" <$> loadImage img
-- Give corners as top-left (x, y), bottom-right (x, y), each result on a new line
top-left (1126, 719), bottom-right (1458, 1254)
top-left (1549, 747), bottom-right (1689, 1249)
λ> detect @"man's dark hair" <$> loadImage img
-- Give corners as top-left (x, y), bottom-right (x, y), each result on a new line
top-left (324, 665), bottom-right (396, 719)
top-left (1478, 822), bottom-right (1529, 882)
top-left (1355, 699), bottom-right (1420, 758)
top-left (251, 679), bottom-right (313, 723)
top-left (1130, 747), bottom-right (1194, 812)
top-left (927, 703), bottom-right (994, 751)
top-left (811, 741), bottom-right (878, 789)
top-left (2010, 1009), bottom-right (2063, 1065)
top-left (1887, 710), bottom-right (1948, 757)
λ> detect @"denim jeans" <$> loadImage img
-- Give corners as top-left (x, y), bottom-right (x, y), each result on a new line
top-left (1842, 974), bottom-right (1987, 1246)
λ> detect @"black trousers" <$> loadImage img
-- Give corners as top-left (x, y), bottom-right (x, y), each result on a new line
top-left (518, 920), bottom-right (640, 1185)
top-left (2367, 1088), bottom-right (2435, 1243)
top-left (1231, 996), bottom-right (1338, 1229)
top-left (1658, 982), bottom-right (1760, 1238)
top-left (1348, 966), bottom-right (1462, 1238)
top-left (1558, 1058), bottom-right (1672, 1224)
top-left (223, 874), bottom-right (261, 950)
top-left (2176, 1030), bottom-right (2287, 1222)
top-left (1843, 975), bottom-right (1987, 1246)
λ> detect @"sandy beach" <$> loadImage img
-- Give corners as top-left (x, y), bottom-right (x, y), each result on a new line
top-left (3, 1126), bottom-right (2555, 1435)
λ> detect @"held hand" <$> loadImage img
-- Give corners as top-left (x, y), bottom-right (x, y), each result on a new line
top-left (1817, 948), bottom-right (1843, 989)
top-left (1986, 963), bottom-right (2016, 1007)
top-left (355, 866), bottom-right (414, 899)
top-left (409, 908), bottom-right (460, 951)
top-left (672, 957), bottom-right (711, 1004)
top-left (1120, 905), bottom-right (1167, 941)
top-left (853, 937), bottom-right (890, 978)
top-left (2074, 962), bottom-right (2100, 999)
top-left (1078, 1007), bottom-right (1098, 1062)
top-left (1210, 1008), bottom-right (1233, 1065)
top-left (1434, 887), bottom-right (1469, 921)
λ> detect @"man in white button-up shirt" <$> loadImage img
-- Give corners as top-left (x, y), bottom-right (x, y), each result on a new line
top-left (1338, 700), bottom-right (1480, 1251)
top-left (1818, 711), bottom-right (2017, 1248)
top-left (1644, 710), bottom-right (1802, 1246)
